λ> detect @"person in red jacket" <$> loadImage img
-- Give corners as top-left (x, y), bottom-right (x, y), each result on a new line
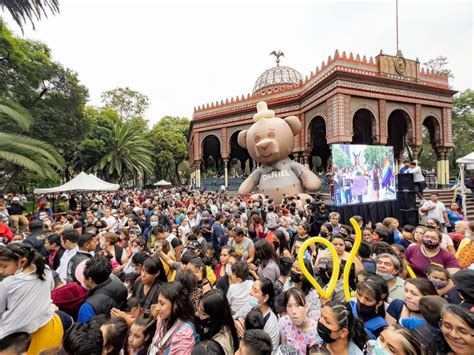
top-left (0, 218), bottom-right (13, 242)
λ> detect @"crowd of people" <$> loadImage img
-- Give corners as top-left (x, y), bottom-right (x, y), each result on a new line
top-left (0, 188), bottom-right (473, 355)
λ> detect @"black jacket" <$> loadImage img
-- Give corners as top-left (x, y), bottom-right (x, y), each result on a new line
top-left (67, 251), bottom-right (93, 283)
top-left (86, 275), bottom-right (128, 316)
top-left (23, 230), bottom-right (48, 257)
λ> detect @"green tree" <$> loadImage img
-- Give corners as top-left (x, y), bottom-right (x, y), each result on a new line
top-left (148, 119), bottom-right (189, 185)
top-left (101, 87), bottom-right (150, 120)
top-left (449, 89), bottom-right (474, 175)
top-left (423, 56), bottom-right (454, 79)
top-left (0, 98), bottom-right (64, 193)
top-left (0, 20), bottom-right (89, 180)
top-left (95, 120), bottom-right (154, 182)
top-left (158, 116), bottom-right (190, 137)
top-left (0, 0), bottom-right (59, 31)
top-left (332, 145), bottom-right (351, 170)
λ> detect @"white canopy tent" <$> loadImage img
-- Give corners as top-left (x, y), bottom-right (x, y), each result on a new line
top-left (154, 180), bottom-right (172, 187)
top-left (456, 152), bottom-right (474, 216)
top-left (33, 171), bottom-right (120, 194)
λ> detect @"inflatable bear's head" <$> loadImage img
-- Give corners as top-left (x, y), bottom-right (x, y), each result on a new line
top-left (237, 101), bottom-right (301, 166)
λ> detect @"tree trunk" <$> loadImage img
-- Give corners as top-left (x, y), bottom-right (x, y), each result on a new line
top-left (175, 163), bottom-right (181, 186)
top-left (1, 166), bottom-right (20, 194)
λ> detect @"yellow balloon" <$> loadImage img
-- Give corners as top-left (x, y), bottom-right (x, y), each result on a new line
top-left (297, 237), bottom-right (340, 299)
top-left (343, 217), bottom-right (363, 301)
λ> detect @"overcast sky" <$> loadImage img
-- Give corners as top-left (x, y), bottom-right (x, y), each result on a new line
top-left (2, 0), bottom-right (472, 125)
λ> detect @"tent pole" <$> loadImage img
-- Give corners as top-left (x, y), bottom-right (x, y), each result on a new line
top-left (459, 163), bottom-right (466, 217)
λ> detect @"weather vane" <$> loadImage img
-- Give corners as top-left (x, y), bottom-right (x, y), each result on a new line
top-left (270, 50), bottom-right (284, 66)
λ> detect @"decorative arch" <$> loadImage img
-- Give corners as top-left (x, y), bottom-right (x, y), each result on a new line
top-left (307, 116), bottom-right (330, 172)
top-left (305, 113), bottom-right (328, 147)
top-left (199, 131), bottom-right (223, 150)
top-left (352, 108), bottom-right (377, 144)
top-left (386, 106), bottom-right (415, 142)
top-left (422, 115), bottom-right (442, 149)
top-left (201, 134), bottom-right (223, 178)
top-left (387, 109), bottom-right (413, 161)
top-left (228, 130), bottom-right (253, 176)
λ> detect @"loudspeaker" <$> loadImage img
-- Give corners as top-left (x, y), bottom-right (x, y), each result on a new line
top-left (397, 174), bottom-right (415, 191)
top-left (400, 208), bottom-right (419, 226)
top-left (397, 191), bottom-right (417, 209)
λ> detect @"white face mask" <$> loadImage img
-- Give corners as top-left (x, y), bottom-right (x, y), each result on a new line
top-left (225, 264), bottom-right (232, 275)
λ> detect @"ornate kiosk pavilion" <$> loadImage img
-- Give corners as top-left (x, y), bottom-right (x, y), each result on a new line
top-left (189, 50), bottom-right (456, 190)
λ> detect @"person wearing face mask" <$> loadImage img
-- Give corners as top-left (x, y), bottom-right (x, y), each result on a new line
top-left (233, 278), bottom-right (280, 352)
top-left (372, 326), bottom-right (426, 355)
top-left (315, 301), bottom-right (368, 355)
top-left (405, 229), bottom-right (460, 278)
top-left (375, 253), bottom-right (404, 301)
top-left (144, 215), bottom-right (160, 243)
top-left (197, 289), bottom-right (239, 355)
top-left (425, 264), bottom-right (454, 296)
top-left (279, 287), bottom-right (318, 354)
top-left (350, 280), bottom-right (388, 339)
top-left (386, 278), bottom-right (437, 325)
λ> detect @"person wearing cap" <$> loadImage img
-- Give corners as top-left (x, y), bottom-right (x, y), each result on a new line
top-left (7, 197), bottom-right (28, 233)
top-left (23, 219), bottom-right (48, 257)
top-left (447, 269), bottom-right (474, 311)
top-left (0, 215), bottom-right (13, 243)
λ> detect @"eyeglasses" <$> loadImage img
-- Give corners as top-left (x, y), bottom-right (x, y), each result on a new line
top-left (439, 321), bottom-right (473, 337)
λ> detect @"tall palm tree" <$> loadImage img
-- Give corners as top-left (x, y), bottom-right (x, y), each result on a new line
top-left (0, 99), bottom-right (65, 192)
top-left (95, 121), bottom-right (154, 182)
top-left (0, 0), bottom-right (59, 30)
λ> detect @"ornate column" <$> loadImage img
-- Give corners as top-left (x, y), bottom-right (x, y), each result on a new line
top-left (443, 148), bottom-right (452, 187)
top-left (223, 157), bottom-right (229, 187)
top-left (436, 150), bottom-right (446, 186)
top-left (195, 160), bottom-right (201, 188)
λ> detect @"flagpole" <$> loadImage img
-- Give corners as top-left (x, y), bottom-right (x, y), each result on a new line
top-left (396, 0), bottom-right (399, 52)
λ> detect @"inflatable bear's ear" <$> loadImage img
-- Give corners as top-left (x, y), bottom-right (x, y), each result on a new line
top-left (284, 116), bottom-right (302, 135)
top-left (237, 130), bottom-right (248, 149)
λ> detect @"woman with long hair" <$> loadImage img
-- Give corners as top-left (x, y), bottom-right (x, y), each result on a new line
top-left (350, 280), bottom-right (388, 339)
top-left (283, 258), bottom-right (322, 322)
top-left (375, 325), bottom-right (427, 355)
top-left (386, 278), bottom-right (438, 325)
top-left (148, 281), bottom-right (199, 354)
top-left (316, 234), bottom-right (363, 275)
top-left (214, 245), bottom-right (234, 281)
top-left (234, 278), bottom-right (280, 352)
top-left (315, 300), bottom-right (368, 354)
top-left (133, 256), bottom-right (168, 310)
top-left (197, 289), bottom-right (238, 355)
top-left (279, 288), bottom-right (319, 354)
top-left (272, 229), bottom-right (291, 258)
top-left (249, 239), bottom-right (280, 283)
top-left (0, 244), bottom-right (64, 354)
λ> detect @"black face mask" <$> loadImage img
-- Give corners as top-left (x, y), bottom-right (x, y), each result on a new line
top-left (197, 316), bottom-right (212, 328)
top-left (290, 272), bottom-right (302, 283)
top-left (357, 302), bottom-right (378, 321)
top-left (317, 321), bottom-right (336, 344)
top-left (320, 231), bottom-right (327, 238)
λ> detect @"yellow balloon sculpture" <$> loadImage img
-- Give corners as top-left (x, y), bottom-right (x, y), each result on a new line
top-left (343, 217), bottom-right (362, 301)
top-left (296, 237), bottom-right (340, 299)
top-left (296, 216), bottom-right (363, 301)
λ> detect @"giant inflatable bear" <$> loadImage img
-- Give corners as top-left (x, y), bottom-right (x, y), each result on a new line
top-left (237, 101), bottom-right (321, 203)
